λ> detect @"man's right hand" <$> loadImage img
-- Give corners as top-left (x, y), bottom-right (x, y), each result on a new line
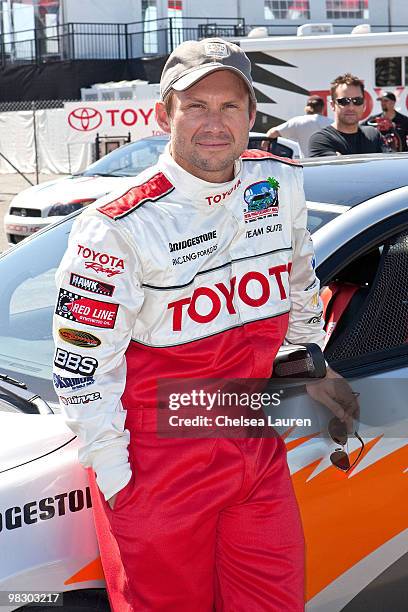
top-left (107, 493), bottom-right (118, 510)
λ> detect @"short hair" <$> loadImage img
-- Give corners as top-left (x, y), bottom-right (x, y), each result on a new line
top-left (163, 82), bottom-right (257, 117)
top-left (330, 73), bottom-right (365, 99)
top-left (305, 95), bottom-right (324, 113)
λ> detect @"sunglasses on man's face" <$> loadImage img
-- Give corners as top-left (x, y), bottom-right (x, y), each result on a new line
top-left (334, 96), bottom-right (365, 107)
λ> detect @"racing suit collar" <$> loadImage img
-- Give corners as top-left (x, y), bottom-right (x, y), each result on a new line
top-left (158, 144), bottom-right (243, 208)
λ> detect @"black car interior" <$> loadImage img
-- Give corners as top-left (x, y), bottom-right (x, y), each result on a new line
top-left (322, 230), bottom-right (408, 361)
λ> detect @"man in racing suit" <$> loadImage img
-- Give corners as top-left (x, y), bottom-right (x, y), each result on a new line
top-left (52, 38), bottom-right (357, 611)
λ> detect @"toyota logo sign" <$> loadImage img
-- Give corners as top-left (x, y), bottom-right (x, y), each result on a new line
top-left (68, 107), bottom-right (103, 132)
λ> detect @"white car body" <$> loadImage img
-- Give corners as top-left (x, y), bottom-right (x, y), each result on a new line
top-left (3, 175), bottom-right (121, 245)
top-left (0, 411), bottom-right (105, 612)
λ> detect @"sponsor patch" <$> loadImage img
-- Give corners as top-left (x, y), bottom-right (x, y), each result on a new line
top-left (53, 374), bottom-right (94, 391)
top-left (58, 328), bottom-right (101, 348)
top-left (246, 223), bottom-right (282, 239)
top-left (59, 392), bottom-right (101, 405)
top-left (70, 272), bottom-right (115, 296)
top-left (167, 264), bottom-right (291, 332)
top-left (84, 262), bottom-right (122, 277)
top-left (205, 179), bottom-right (241, 206)
top-left (55, 290), bottom-right (119, 329)
top-left (54, 348), bottom-right (98, 376)
top-left (243, 177), bottom-right (279, 223)
top-left (204, 41), bottom-right (230, 59)
top-left (77, 244), bottom-right (125, 277)
top-left (169, 230), bottom-right (217, 253)
top-left (172, 245), bottom-right (217, 266)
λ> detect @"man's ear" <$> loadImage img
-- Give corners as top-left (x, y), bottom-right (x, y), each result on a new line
top-left (249, 105), bottom-right (257, 131)
top-left (155, 101), bottom-right (171, 134)
top-left (330, 99), bottom-right (336, 112)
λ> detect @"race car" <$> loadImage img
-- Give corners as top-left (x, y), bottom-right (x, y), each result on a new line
top-left (0, 153), bottom-right (407, 611)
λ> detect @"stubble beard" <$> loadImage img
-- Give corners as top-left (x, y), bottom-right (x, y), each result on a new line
top-left (172, 133), bottom-right (240, 179)
top-left (189, 150), bottom-right (237, 174)
top-left (337, 113), bottom-right (360, 132)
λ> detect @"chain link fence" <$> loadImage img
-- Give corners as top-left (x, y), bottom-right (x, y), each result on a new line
top-left (0, 99), bottom-right (78, 113)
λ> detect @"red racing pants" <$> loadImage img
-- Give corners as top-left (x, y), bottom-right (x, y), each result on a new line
top-left (88, 410), bottom-right (305, 611)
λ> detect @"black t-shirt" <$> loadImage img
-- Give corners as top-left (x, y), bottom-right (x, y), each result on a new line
top-left (309, 125), bottom-right (383, 157)
top-left (363, 111), bottom-right (408, 151)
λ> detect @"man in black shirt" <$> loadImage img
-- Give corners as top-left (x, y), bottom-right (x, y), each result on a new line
top-left (363, 91), bottom-right (408, 151)
top-left (309, 73), bottom-right (383, 157)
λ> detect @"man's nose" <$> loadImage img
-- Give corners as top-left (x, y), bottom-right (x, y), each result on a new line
top-left (203, 109), bottom-right (225, 130)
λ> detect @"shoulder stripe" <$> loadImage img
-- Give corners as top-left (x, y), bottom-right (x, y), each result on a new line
top-left (97, 172), bottom-right (174, 220)
top-left (241, 149), bottom-right (302, 167)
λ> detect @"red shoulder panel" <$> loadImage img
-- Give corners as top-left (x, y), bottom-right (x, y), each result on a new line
top-left (98, 172), bottom-right (174, 220)
top-left (241, 149), bottom-right (301, 166)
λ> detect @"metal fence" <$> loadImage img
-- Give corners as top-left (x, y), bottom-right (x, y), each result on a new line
top-left (0, 17), bottom-right (246, 65)
top-left (0, 99), bottom-right (77, 112)
top-left (0, 17), bottom-right (406, 66)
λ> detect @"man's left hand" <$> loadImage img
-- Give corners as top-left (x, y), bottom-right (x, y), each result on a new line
top-left (305, 366), bottom-right (359, 431)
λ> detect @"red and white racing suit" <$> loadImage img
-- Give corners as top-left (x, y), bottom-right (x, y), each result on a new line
top-left (52, 146), bottom-right (325, 611)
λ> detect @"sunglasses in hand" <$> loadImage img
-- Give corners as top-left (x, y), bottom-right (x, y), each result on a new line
top-left (328, 415), bottom-right (365, 472)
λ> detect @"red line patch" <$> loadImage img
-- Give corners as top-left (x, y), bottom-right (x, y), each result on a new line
top-left (56, 290), bottom-right (119, 329)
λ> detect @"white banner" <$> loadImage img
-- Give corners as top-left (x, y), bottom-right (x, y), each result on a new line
top-left (64, 100), bottom-right (163, 143)
top-left (0, 108), bottom-right (93, 175)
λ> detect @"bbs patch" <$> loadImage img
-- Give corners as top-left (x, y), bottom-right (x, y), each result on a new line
top-left (54, 348), bottom-right (98, 376)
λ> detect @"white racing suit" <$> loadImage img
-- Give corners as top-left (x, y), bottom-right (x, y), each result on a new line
top-left (52, 146), bottom-right (325, 611)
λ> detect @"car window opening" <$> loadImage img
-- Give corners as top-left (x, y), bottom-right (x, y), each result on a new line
top-left (321, 232), bottom-right (408, 362)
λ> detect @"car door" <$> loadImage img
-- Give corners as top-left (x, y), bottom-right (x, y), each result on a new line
top-left (298, 210), bottom-right (408, 612)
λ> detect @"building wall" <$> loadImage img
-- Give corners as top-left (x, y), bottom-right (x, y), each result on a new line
top-left (61, 0), bottom-right (407, 31)
top-left (61, 0), bottom-right (407, 34)
top-left (182, 0), bottom-right (238, 20)
top-left (184, 0), bottom-right (404, 33)
top-left (391, 0), bottom-right (408, 25)
top-left (62, 0), bottom-right (142, 24)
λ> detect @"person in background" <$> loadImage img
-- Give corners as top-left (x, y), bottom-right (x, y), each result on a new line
top-left (363, 91), bottom-right (408, 152)
top-left (309, 73), bottom-right (383, 157)
top-left (266, 95), bottom-right (331, 157)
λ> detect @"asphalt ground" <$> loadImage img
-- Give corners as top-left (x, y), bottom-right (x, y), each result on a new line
top-left (0, 172), bottom-right (65, 253)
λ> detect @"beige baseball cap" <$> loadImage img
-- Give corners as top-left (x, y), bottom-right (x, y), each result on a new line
top-left (160, 38), bottom-right (257, 105)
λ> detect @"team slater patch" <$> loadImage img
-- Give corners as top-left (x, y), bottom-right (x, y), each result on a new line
top-left (243, 177), bottom-right (279, 223)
